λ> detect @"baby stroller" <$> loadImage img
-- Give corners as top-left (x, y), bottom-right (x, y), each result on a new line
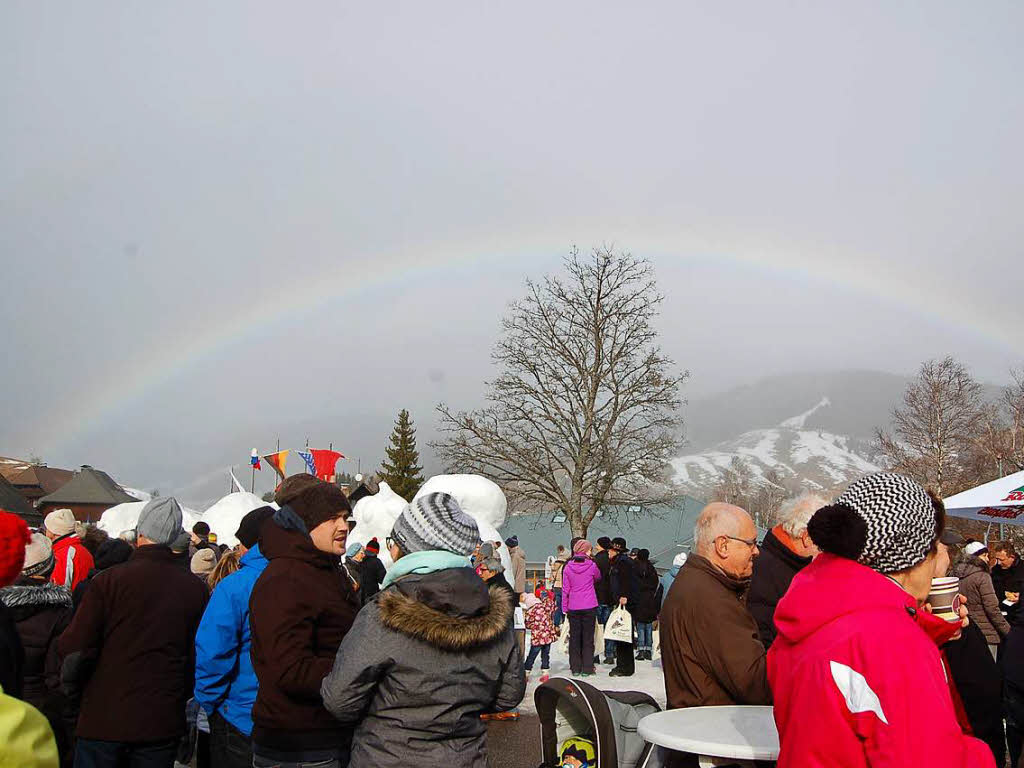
top-left (535, 676), bottom-right (666, 768)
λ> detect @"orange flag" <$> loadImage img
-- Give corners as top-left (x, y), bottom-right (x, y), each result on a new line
top-left (263, 450), bottom-right (289, 479)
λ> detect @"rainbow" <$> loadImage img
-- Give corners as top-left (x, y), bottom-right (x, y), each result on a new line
top-left (20, 234), bottom-right (1022, 457)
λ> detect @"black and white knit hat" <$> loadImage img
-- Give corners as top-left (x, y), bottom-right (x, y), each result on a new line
top-left (390, 492), bottom-right (479, 556)
top-left (808, 472), bottom-right (939, 573)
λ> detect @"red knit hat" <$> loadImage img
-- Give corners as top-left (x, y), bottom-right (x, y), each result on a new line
top-left (0, 512), bottom-right (31, 587)
top-left (365, 537), bottom-right (380, 555)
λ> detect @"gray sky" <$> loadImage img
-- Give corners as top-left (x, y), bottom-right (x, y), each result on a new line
top-left (2, 2), bottom-right (1022, 505)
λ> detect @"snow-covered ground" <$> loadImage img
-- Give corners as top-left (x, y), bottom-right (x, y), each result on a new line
top-left (518, 630), bottom-right (666, 713)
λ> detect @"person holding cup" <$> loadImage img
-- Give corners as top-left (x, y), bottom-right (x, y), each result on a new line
top-left (768, 473), bottom-right (995, 768)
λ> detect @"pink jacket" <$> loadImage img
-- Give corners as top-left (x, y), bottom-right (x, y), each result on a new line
top-left (561, 557), bottom-right (601, 613)
top-left (768, 553), bottom-right (995, 768)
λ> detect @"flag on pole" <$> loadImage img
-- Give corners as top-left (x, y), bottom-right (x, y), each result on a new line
top-left (263, 450), bottom-right (289, 479)
top-left (297, 451), bottom-right (315, 475)
top-left (250, 449), bottom-right (261, 471)
top-left (311, 449), bottom-right (344, 482)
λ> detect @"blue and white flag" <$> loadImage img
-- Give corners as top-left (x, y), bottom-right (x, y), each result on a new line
top-left (297, 451), bottom-right (315, 474)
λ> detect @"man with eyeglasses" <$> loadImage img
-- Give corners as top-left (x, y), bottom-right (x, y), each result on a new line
top-left (659, 502), bottom-right (771, 720)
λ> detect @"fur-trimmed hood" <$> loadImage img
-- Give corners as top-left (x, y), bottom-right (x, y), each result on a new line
top-left (0, 580), bottom-right (72, 615)
top-left (379, 568), bottom-right (513, 651)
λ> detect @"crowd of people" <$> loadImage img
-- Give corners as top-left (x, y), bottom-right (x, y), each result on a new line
top-left (657, 474), bottom-right (1013, 768)
top-left (1, 468), bottom-right (1020, 767)
top-left (0, 475), bottom-right (528, 768)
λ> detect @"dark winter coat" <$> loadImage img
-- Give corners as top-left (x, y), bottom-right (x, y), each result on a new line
top-left (57, 544), bottom-right (209, 742)
top-left (747, 527), bottom-right (813, 649)
top-left (632, 561), bottom-right (662, 624)
top-left (991, 558), bottom-right (1023, 622)
top-left (321, 567), bottom-right (526, 768)
top-left (0, 601), bottom-right (23, 699)
top-left (593, 549), bottom-right (612, 605)
top-left (660, 554), bottom-right (770, 709)
top-left (358, 554), bottom-right (386, 605)
top-left (71, 539), bottom-right (133, 611)
top-left (0, 579), bottom-right (75, 760)
top-left (952, 555), bottom-right (1010, 645)
top-left (609, 552), bottom-right (636, 608)
top-left (944, 620), bottom-right (1005, 767)
top-left (486, 571), bottom-right (517, 609)
top-left (249, 517), bottom-right (360, 756)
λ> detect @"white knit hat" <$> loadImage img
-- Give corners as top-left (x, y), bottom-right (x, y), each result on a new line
top-left (965, 541), bottom-right (988, 557)
top-left (44, 509), bottom-right (77, 537)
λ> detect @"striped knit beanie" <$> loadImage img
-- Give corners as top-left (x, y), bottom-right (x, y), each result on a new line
top-left (22, 533), bottom-right (55, 579)
top-left (808, 472), bottom-right (939, 574)
top-left (390, 492), bottom-right (479, 556)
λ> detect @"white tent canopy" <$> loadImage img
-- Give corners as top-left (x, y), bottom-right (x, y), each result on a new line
top-left (943, 470), bottom-right (1024, 526)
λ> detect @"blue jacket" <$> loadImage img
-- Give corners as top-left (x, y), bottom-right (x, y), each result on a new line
top-left (659, 563), bottom-right (682, 609)
top-left (194, 545), bottom-right (268, 736)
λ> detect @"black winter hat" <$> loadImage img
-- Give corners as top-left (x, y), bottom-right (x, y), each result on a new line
top-left (612, 537), bottom-right (627, 552)
top-left (288, 481), bottom-right (352, 532)
top-left (236, 506), bottom-right (275, 549)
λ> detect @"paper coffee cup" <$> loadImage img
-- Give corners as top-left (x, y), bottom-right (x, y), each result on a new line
top-left (929, 576), bottom-right (961, 623)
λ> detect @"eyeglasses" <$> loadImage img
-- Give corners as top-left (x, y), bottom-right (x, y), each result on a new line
top-left (719, 534), bottom-right (758, 548)
top-left (385, 536), bottom-right (395, 550)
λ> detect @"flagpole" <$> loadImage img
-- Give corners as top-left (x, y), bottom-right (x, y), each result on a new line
top-left (251, 464), bottom-right (256, 494)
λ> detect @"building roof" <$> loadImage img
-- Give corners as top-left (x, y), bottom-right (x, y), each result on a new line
top-left (0, 474), bottom-right (33, 516)
top-left (501, 495), bottom-right (707, 569)
top-left (37, 465), bottom-right (137, 506)
top-left (8, 464), bottom-right (75, 496)
top-left (0, 456), bottom-right (33, 481)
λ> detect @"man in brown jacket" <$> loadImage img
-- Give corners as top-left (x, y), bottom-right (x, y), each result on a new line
top-left (249, 476), bottom-right (360, 768)
top-left (660, 502), bottom-right (771, 712)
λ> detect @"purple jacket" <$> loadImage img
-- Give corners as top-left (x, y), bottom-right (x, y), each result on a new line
top-left (561, 556), bottom-right (601, 613)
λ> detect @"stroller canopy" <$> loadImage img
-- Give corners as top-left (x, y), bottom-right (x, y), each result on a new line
top-left (534, 676), bottom-right (662, 768)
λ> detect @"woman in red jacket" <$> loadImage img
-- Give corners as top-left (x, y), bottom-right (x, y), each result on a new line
top-left (769, 473), bottom-right (995, 768)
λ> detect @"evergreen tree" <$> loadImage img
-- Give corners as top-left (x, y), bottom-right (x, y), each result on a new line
top-left (380, 409), bottom-right (425, 500)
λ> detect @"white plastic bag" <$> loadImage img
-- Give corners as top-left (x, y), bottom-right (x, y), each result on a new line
top-left (514, 606), bottom-right (526, 630)
top-left (604, 606), bottom-right (633, 643)
top-left (558, 623), bottom-right (571, 655)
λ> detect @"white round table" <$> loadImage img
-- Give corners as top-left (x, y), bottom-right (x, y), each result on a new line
top-left (638, 706), bottom-right (779, 767)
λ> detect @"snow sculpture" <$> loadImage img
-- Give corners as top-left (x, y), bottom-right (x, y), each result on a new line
top-left (348, 481), bottom-right (409, 568)
top-left (200, 491), bottom-right (276, 548)
top-left (99, 500), bottom-right (201, 540)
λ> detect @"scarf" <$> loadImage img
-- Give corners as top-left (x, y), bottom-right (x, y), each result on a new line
top-left (380, 550), bottom-right (472, 590)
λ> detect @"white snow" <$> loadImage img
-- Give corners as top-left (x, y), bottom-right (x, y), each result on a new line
top-left (780, 397), bottom-right (832, 429)
top-left (121, 487), bottom-right (152, 502)
top-left (413, 475), bottom-right (512, 575)
top-left (201, 491), bottom-right (276, 548)
top-left (98, 500), bottom-right (202, 540)
top-left (349, 482), bottom-right (409, 568)
top-left (790, 431), bottom-right (879, 478)
top-left (518, 632), bottom-right (667, 713)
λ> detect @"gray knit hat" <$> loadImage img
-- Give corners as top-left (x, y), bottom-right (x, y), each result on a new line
top-left (390, 492), bottom-right (479, 556)
top-left (808, 472), bottom-right (939, 574)
top-left (137, 497), bottom-right (184, 547)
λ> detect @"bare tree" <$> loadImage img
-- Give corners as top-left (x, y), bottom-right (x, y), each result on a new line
top-left (875, 356), bottom-right (984, 496)
top-left (978, 368), bottom-right (1024, 475)
top-left (434, 246), bottom-right (688, 537)
top-left (710, 462), bottom-right (792, 530)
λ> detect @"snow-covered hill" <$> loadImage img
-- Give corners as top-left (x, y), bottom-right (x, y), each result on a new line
top-left (672, 397), bottom-right (882, 494)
